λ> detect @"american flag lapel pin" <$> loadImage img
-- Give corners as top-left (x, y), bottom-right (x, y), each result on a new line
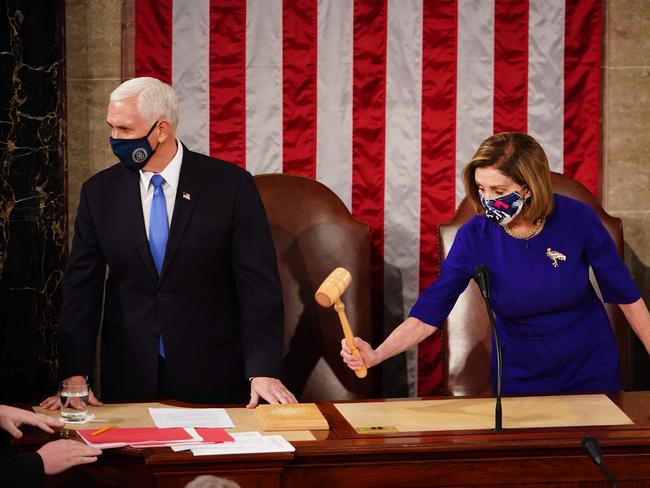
top-left (182, 191), bottom-right (191, 201)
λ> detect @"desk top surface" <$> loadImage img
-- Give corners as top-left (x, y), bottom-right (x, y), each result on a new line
top-left (24, 391), bottom-right (650, 463)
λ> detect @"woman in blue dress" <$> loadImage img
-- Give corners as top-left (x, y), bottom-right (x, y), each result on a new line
top-left (341, 132), bottom-right (650, 394)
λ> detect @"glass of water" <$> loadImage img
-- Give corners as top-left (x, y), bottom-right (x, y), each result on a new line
top-left (59, 379), bottom-right (89, 422)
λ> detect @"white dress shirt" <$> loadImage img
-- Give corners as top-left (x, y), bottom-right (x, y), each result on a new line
top-left (139, 140), bottom-right (184, 239)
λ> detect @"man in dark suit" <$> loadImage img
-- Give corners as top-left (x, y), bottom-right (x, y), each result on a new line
top-left (42, 77), bottom-right (296, 408)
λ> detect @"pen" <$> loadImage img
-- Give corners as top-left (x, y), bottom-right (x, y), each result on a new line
top-left (90, 425), bottom-right (114, 436)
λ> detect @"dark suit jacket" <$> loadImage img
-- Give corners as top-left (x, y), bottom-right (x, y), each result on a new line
top-left (0, 452), bottom-right (44, 488)
top-left (59, 145), bottom-right (284, 403)
top-left (0, 431), bottom-right (44, 487)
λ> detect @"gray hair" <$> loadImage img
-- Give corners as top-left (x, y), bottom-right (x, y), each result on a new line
top-left (110, 77), bottom-right (179, 128)
top-left (185, 475), bottom-right (240, 488)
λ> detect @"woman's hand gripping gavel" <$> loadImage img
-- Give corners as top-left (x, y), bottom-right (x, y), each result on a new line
top-left (315, 267), bottom-right (368, 378)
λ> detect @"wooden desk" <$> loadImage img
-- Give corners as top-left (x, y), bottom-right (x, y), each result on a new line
top-left (22, 391), bottom-right (650, 487)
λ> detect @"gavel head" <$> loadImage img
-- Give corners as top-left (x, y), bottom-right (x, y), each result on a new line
top-left (315, 267), bottom-right (352, 307)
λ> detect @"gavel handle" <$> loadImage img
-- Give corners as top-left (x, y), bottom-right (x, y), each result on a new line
top-left (334, 300), bottom-right (368, 378)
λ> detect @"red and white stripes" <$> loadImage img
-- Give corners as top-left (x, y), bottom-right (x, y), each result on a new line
top-left (384, 0), bottom-right (424, 392)
top-left (316, 0), bottom-right (354, 209)
top-left (245, 0), bottom-right (282, 174)
top-left (134, 0), bottom-right (602, 395)
top-left (528, 0), bottom-right (565, 174)
top-left (417, 0), bottom-right (458, 396)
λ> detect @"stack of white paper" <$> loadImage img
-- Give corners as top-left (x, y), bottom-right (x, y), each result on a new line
top-left (147, 409), bottom-right (294, 456)
top-left (148, 407), bottom-right (235, 428)
top-left (171, 432), bottom-right (295, 456)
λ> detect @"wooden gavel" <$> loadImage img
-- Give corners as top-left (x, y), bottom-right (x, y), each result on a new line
top-left (315, 267), bottom-right (368, 378)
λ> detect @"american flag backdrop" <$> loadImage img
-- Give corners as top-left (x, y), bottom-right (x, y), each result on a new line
top-left (132, 0), bottom-right (602, 396)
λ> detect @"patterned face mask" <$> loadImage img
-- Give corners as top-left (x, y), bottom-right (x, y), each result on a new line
top-left (479, 187), bottom-right (526, 226)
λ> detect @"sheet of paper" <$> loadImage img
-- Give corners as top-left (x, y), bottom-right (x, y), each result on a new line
top-left (172, 431), bottom-right (261, 452)
top-left (189, 431), bottom-right (295, 456)
top-left (149, 407), bottom-right (235, 428)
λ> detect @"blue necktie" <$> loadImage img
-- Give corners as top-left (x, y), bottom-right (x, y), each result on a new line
top-left (149, 174), bottom-right (168, 357)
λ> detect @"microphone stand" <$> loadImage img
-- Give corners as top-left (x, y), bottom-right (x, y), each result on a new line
top-left (484, 296), bottom-right (503, 432)
top-left (474, 266), bottom-right (503, 432)
top-left (582, 436), bottom-right (617, 487)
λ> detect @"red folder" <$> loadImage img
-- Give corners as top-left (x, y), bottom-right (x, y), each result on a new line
top-left (195, 428), bottom-right (234, 443)
top-left (77, 427), bottom-right (234, 448)
top-left (78, 427), bottom-right (193, 444)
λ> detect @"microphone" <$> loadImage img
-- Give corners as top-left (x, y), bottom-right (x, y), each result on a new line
top-left (581, 436), bottom-right (617, 487)
top-left (473, 265), bottom-right (503, 432)
top-left (474, 264), bottom-right (490, 299)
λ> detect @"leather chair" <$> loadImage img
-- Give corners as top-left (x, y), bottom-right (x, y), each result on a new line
top-left (254, 174), bottom-right (377, 401)
top-left (439, 172), bottom-right (632, 395)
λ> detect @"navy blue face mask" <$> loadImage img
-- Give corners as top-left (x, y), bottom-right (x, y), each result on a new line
top-left (109, 121), bottom-right (159, 171)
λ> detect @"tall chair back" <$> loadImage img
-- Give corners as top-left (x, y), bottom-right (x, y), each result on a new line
top-left (255, 174), bottom-right (377, 401)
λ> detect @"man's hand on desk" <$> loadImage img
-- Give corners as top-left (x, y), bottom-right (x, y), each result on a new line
top-left (0, 405), bottom-right (101, 475)
top-left (39, 375), bottom-right (103, 411)
top-left (37, 440), bottom-right (102, 474)
top-left (246, 377), bottom-right (298, 409)
top-left (0, 405), bottom-right (65, 438)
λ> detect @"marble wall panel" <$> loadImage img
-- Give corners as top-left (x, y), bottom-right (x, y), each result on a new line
top-left (606, 0), bottom-right (650, 68)
top-left (65, 0), bottom-right (123, 394)
top-left (0, 0), bottom-right (66, 402)
top-left (604, 68), bottom-right (650, 212)
top-left (66, 0), bottom-right (122, 243)
top-left (66, 0), bottom-right (122, 80)
top-left (66, 79), bottom-right (118, 232)
top-left (604, 0), bottom-right (650, 389)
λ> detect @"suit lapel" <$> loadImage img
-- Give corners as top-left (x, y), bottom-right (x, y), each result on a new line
top-left (122, 168), bottom-right (158, 281)
top-left (159, 148), bottom-right (201, 283)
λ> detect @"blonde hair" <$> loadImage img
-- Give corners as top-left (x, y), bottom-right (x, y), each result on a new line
top-left (462, 132), bottom-right (554, 222)
top-left (110, 77), bottom-right (179, 128)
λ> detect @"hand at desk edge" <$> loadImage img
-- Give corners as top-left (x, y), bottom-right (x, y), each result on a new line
top-left (247, 377), bottom-right (298, 409)
top-left (39, 375), bottom-right (103, 411)
top-left (38, 375), bottom-right (296, 410)
top-left (0, 405), bottom-right (65, 438)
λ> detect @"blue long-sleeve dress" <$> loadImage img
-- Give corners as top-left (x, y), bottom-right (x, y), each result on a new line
top-left (410, 194), bottom-right (640, 394)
